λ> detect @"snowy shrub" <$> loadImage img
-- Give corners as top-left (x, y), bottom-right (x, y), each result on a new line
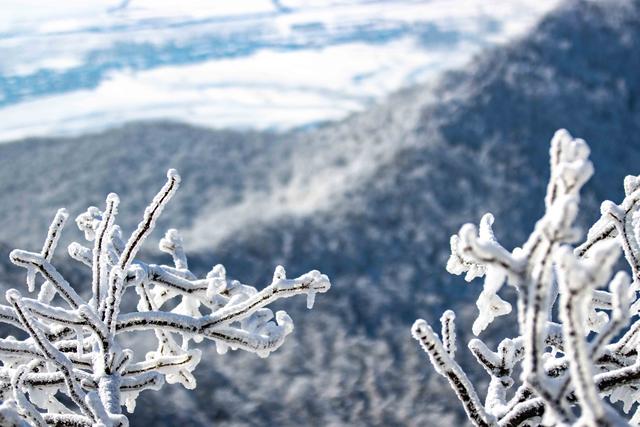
top-left (412, 130), bottom-right (640, 426)
top-left (0, 169), bottom-right (330, 426)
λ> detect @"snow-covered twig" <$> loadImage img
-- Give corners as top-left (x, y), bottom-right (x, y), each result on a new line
top-left (413, 130), bottom-right (640, 426)
top-left (0, 169), bottom-right (331, 425)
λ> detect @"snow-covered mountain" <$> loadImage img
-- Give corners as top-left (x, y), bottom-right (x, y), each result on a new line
top-left (0, 0), bottom-right (638, 425)
top-left (0, 0), bottom-right (560, 141)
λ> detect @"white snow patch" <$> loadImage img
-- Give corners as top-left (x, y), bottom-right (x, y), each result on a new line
top-left (0, 0), bottom-right (561, 142)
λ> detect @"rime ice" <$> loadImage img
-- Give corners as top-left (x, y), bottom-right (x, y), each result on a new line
top-left (0, 169), bottom-right (330, 426)
top-left (413, 130), bottom-right (640, 426)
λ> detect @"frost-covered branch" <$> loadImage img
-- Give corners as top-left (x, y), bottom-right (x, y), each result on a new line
top-left (412, 318), bottom-right (495, 427)
top-left (413, 130), bottom-right (640, 426)
top-left (0, 169), bottom-right (331, 425)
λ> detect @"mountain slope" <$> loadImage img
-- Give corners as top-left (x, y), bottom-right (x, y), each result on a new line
top-left (137, 1), bottom-right (640, 424)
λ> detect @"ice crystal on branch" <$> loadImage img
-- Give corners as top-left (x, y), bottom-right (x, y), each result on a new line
top-left (413, 130), bottom-right (640, 426)
top-left (0, 169), bottom-right (330, 426)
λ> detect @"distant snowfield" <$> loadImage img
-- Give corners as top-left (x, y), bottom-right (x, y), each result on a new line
top-left (0, 0), bottom-right (560, 142)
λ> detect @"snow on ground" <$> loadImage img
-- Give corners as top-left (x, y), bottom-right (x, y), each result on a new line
top-left (0, 0), bottom-right (560, 142)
